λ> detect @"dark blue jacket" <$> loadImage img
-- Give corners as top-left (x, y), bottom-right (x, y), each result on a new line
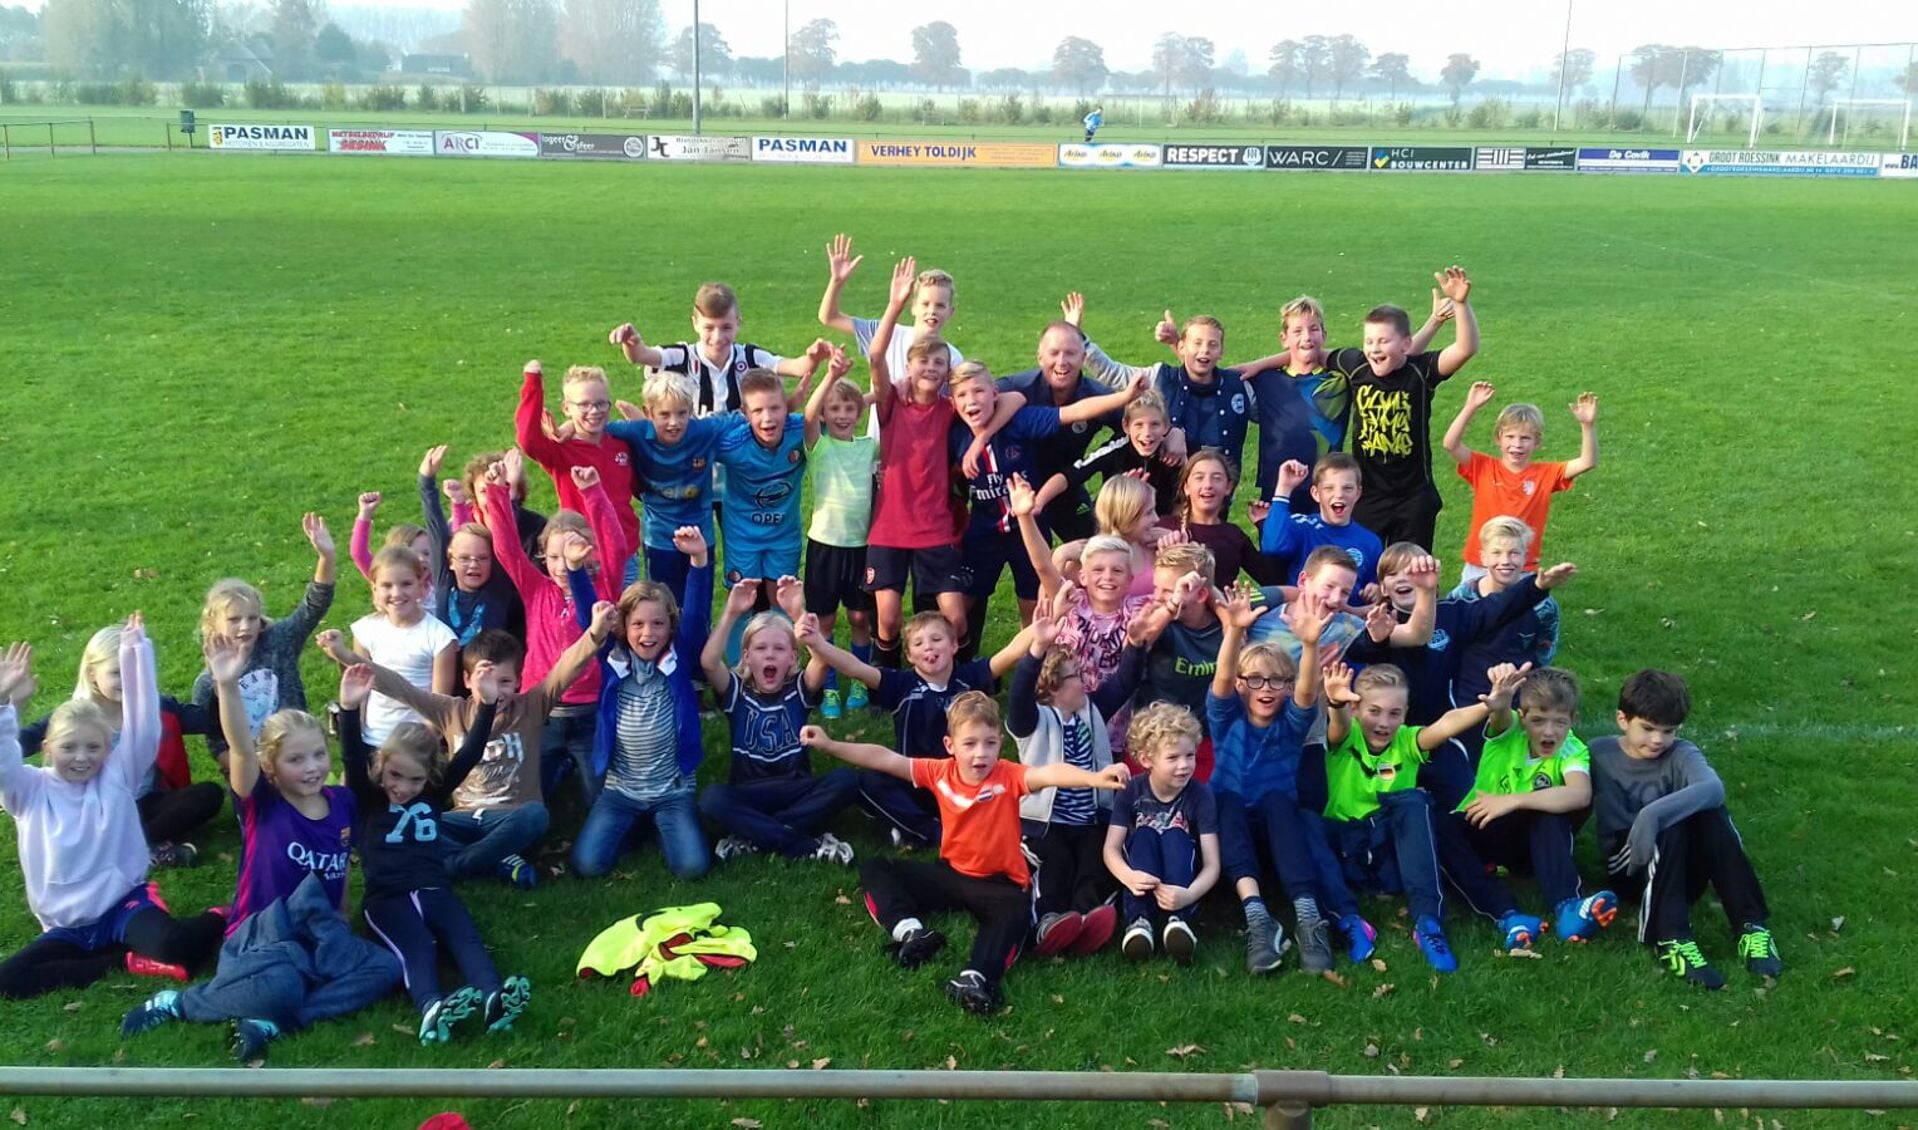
top-left (588, 561), bottom-right (713, 781)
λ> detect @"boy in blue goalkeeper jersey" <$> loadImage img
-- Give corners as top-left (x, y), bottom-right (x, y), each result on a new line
top-left (607, 373), bottom-right (729, 608)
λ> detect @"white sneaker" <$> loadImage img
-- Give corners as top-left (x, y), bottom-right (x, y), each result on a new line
top-left (714, 835), bottom-right (761, 862)
top-left (812, 832), bottom-right (855, 865)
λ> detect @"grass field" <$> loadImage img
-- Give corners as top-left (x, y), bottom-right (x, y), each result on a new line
top-left (1, 155), bottom-right (1916, 1128)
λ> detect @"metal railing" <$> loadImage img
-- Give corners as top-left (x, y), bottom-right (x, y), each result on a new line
top-left (1, 1067), bottom-right (1914, 1127)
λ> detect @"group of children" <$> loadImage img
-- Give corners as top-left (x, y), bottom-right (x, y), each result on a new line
top-left (0, 238), bottom-right (1783, 1052)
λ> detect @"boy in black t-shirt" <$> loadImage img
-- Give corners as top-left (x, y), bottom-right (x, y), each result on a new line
top-left (1327, 267), bottom-right (1478, 550)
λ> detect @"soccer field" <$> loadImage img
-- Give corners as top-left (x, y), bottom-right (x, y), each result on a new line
top-left (1, 156), bottom-right (1915, 1128)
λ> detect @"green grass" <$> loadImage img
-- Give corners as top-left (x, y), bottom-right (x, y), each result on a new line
top-left (0, 156), bottom-right (1916, 1128)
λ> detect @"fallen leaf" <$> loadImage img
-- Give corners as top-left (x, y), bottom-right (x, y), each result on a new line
top-left (566, 1100), bottom-right (580, 1117)
top-left (1865, 1053), bottom-right (1891, 1063)
top-left (811, 1057), bottom-right (831, 1070)
top-left (486, 1059), bottom-right (506, 1070)
top-left (351, 1032), bottom-right (376, 1047)
top-left (8, 1108), bottom-right (23, 1126)
top-left (1644, 1049), bottom-right (1659, 1064)
top-left (1287, 1013), bottom-right (1308, 1025)
top-left (391, 1024), bottom-right (413, 1036)
top-left (1372, 983), bottom-right (1395, 1000)
top-left (60, 1003), bottom-right (80, 1013)
top-left (1164, 1044), bottom-right (1205, 1059)
top-left (1831, 917), bottom-right (1846, 933)
top-left (1833, 967), bottom-right (1857, 980)
top-left (945, 1055), bottom-right (957, 1071)
top-left (833, 894), bottom-right (851, 906)
top-left (299, 1099), bottom-right (333, 1109)
top-left (1363, 1043), bottom-right (1380, 1059)
top-left (1801, 610), bottom-right (1817, 621)
top-left (730, 1120), bottom-right (762, 1130)
top-left (1370, 958), bottom-right (1389, 973)
top-left (1414, 1108), bottom-right (1430, 1124)
top-left (1448, 1058), bottom-right (1464, 1069)
top-left (42, 1040), bottom-right (63, 1053)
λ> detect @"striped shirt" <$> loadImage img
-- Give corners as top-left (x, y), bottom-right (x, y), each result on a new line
top-left (608, 661), bottom-right (678, 801)
top-left (1051, 717), bottom-right (1097, 826)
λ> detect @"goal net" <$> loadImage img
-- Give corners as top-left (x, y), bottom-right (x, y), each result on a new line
top-left (1687, 94), bottom-right (1763, 146)
top-left (1825, 99), bottom-right (1912, 148)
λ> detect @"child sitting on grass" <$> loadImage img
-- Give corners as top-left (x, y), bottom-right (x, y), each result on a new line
top-left (802, 694), bottom-right (1128, 1014)
top-left (332, 546), bottom-right (456, 746)
top-left (1105, 703), bottom-right (1220, 967)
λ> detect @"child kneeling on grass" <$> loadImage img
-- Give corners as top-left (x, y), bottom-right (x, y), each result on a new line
top-left (1104, 702), bottom-right (1221, 966)
top-left (801, 694), bottom-right (1128, 1015)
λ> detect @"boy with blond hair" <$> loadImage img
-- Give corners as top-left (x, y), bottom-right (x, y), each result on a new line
top-left (1442, 381), bottom-right (1599, 583)
top-left (802, 694), bottom-right (1128, 1013)
top-left (1106, 703), bottom-right (1220, 966)
top-left (1253, 451), bottom-right (1384, 593)
top-left (605, 372), bottom-right (729, 605)
top-left (800, 367), bottom-right (879, 719)
top-left (1446, 516), bottom-right (1562, 686)
top-left (1077, 299), bottom-right (1249, 474)
top-left (817, 233), bottom-right (965, 436)
top-left (514, 361), bottom-right (643, 584)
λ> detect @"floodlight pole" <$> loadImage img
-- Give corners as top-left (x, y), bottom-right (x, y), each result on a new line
top-left (783, 0), bottom-right (791, 118)
top-left (1552, 0), bottom-right (1572, 131)
top-left (692, 0), bottom-right (703, 135)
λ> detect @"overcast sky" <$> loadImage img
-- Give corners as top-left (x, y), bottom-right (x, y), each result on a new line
top-left (16, 0), bottom-right (1912, 78)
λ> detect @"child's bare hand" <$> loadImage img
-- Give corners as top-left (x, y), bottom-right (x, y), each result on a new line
top-left (1159, 427), bottom-right (1187, 464)
top-left (725, 578), bottom-right (762, 616)
top-left (501, 448), bottom-right (525, 484)
top-left (1153, 883), bottom-right (1192, 911)
top-left (1125, 600), bottom-right (1172, 647)
top-left (472, 661), bottom-right (506, 704)
top-left (1283, 598), bottom-right (1331, 647)
top-left (1465, 381), bottom-right (1497, 411)
top-left (1117, 867), bottom-right (1158, 898)
top-left (824, 344), bottom-right (854, 382)
top-left (888, 256), bottom-right (918, 307)
top-left (961, 434), bottom-right (989, 480)
top-left (671, 526), bottom-right (708, 559)
top-left (799, 724), bottom-right (830, 748)
top-left (357, 491), bottom-right (382, 518)
top-left (1436, 265), bottom-right (1471, 304)
top-left (1430, 287), bottom-right (1456, 324)
top-left (420, 445), bottom-right (449, 477)
top-left (1363, 599), bottom-right (1396, 642)
top-left (1006, 473), bottom-right (1036, 518)
top-left (1276, 459), bottom-right (1311, 499)
top-left (1059, 291), bottom-right (1085, 328)
top-left (1462, 791), bottom-right (1519, 829)
top-left (774, 575), bottom-right (805, 620)
top-left (1247, 498), bottom-right (1270, 525)
top-left (524, 359), bottom-right (542, 377)
top-left (1537, 562), bottom-right (1577, 590)
top-left (303, 512), bottom-right (335, 559)
top-left (1154, 308), bottom-right (1177, 346)
top-left (203, 635), bottom-right (247, 685)
top-left (1481, 661), bottom-right (1533, 709)
top-left (122, 611), bottom-right (146, 647)
top-left (1357, 583), bottom-right (1383, 606)
top-left (484, 460), bottom-right (507, 487)
top-left (339, 664), bottom-right (374, 710)
top-left (826, 233), bottom-right (863, 283)
top-left (1218, 582), bottom-right (1270, 631)
top-left (1322, 662), bottom-right (1358, 707)
top-left (614, 399), bottom-right (643, 421)
top-left (0, 642), bottom-right (36, 707)
top-left (570, 465), bottom-right (601, 492)
top-left (442, 479), bottom-right (469, 505)
top-left (1123, 371), bottom-right (1150, 401)
top-left (609, 323), bottom-right (640, 348)
top-left (560, 530), bottom-right (594, 571)
top-left (315, 629), bottom-right (349, 664)
top-left (1569, 392), bottom-right (1598, 425)
top-left (794, 613), bottom-right (824, 647)
top-left (1030, 604), bottom-right (1061, 650)
top-left (589, 600), bottom-right (619, 641)
top-left (1093, 764), bottom-right (1130, 790)
top-left (1406, 555), bottom-right (1440, 591)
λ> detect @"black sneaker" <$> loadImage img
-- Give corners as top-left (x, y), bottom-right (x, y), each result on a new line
top-left (943, 969), bottom-right (1000, 1015)
top-left (231, 1018), bottom-right (279, 1063)
top-left (419, 985), bottom-right (484, 1045)
top-left (1736, 923), bottom-right (1783, 979)
top-left (484, 976), bottom-right (532, 1033)
top-left (1296, 917), bottom-right (1335, 975)
top-left (894, 927), bottom-right (947, 969)
top-left (149, 842), bottom-right (199, 870)
top-left (1655, 937), bottom-right (1726, 990)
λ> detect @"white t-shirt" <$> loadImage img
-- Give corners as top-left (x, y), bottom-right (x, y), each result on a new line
top-left (352, 612), bottom-right (457, 745)
top-left (852, 317), bottom-right (964, 439)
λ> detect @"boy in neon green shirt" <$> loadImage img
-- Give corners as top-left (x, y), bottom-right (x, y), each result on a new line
top-left (1433, 667), bottom-right (1618, 949)
top-left (1321, 659), bottom-right (1526, 972)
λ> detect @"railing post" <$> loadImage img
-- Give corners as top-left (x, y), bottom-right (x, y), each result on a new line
top-left (1263, 1100), bottom-right (1313, 1129)
top-left (89, 116), bottom-right (96, 154)
top-left (1255, 1070), bottom-right (1332, 1130)
top-left (48, 121), bottom-right (55, 156)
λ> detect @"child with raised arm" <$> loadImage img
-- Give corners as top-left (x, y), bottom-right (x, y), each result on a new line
top-left (1320, 659), bottom-right (1529, 973)
top-left (514, 361), bottom-right (643, 587)
top-left (190, 512), bottom-right (336, 760)
top-left (339, 662), bottom-right (531, 1044)
top-left (351, 490), bottom-right (435, 607)
top-left (1106, 703), bottom-right (1220, 966)
top-left (484, 454), bottom-right (628, 809)
top-left (1252, 452), bottom-right (1384, 594)
top-left (817, 233), bottom-right (965, 434)
top-left (1036, 391), bottom-right (1183, 520)
top-left (1441, 382), bottom-right (1598, 584)
top-left (603, 373), bottom-right (727, 605)
top-left (1078, 298), bottom-right (1250, 475)
top-left (1590, 670), bottom-right (1780, 990)
top-left (1011, 474), bottom-right (1155, 696)
top-left (803, 694), bottom-right (1128, 1014)
top-left (572, 528), bottom-right (715, 881)
top-left (1009, 604), bottom-right (1141, 958)
top-left (1445, 516), bottom-right (1564, 683)
top-left (1158, 449), bottom-right (1278, 588)
top-left (1324, 267), bottom-right (1479, 549)
top-left (16, 624), bottom-right (222, 868)
top-left (0, 626), bottom-right (226, 1000)
top-left (613, 283), bottom-right (831, 418)
top-left (122, 635), bottom-right (398, 1063)
top-left (697, 580), bottom-right (859, 865)
top-left (1433, 666), bottom-right (1617, 950)
top-left (799, 359), bottom-right (878, 719)
top-left (331, 546), bottom-right (456, 745)
top-left (800, 611), bottom-right (1031, 848)
top-left (418, 445), bottom-right (525, 649)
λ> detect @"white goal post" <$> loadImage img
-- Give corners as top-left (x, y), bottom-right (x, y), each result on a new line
top-left (1687, 93), bottom-right (1763, 146)
top-left (1825, 98), bottom-right (1912, 148)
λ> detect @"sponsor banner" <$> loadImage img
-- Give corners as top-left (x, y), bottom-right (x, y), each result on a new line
top-left (1057, 142), bottom-right (1164, 169)
top-left (1523, 146), bottom-right (1578, 170)
top-left (856, 140), bottom-right (1056, 168)
top-left (207, 123), bottom-right (314, 151)
top-left (1475, 145), bottom-right (1526, 170)
top-left (1162, 143), bottom-right (1265, 169)
top-left (434, 130), bottom-right (540, 158)
top-left (1681, 148), bottom-right (1881, 176)
top-left (1369, 146), bottom-right (1473, 171)
top-left (648, 134), bottom-right (752, 161)
top-left (753, 136), bottom-right (856, 164)
top-left (540, 132), bottom-right (649, 160)
top-left (1261, 144), bottom-right (1369, 170)
top-left (1881, 152), bottom-right (1918, 178)
top-left (328, 128), bottom-right (435, 156)
top-left (1576, 147), bottom-right (1681, 174)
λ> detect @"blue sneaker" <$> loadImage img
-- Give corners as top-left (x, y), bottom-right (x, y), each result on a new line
top-left (1413, 916), bottom-right (1458, 973)
top-left (232, 1018), bottom-right (279, 1062)
top-left (1339, 913), bottom-right (1376, 964)
top-left (821, 689), bottom-right (843, 720)
top-left (498, 854), bottom-right (538, 890)
top-left (846, 681), bottom-right (869, 712)
top-left (1498, 911), bottom-right (1543, 950)
top-left (120, 989), bottom-right (183, 1037)
top-left (1555, 891), bottom-right (1618, 943)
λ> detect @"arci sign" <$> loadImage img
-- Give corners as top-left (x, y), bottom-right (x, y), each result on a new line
top-left (434, 130), bottom-right (540, 158)
top-left (753, 136), bottom-right (855, 164)
top-left (207, 123), bottom-right (313, 151)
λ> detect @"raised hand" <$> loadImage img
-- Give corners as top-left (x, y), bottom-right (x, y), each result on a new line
top-left (1406, 554), bottom-right (1440, 591)
top-left (1060, 292), bottom-right (1085, 328)
top-left (1006, 473), bottom-right (1036, 518)
top-left (793, 612), bottom-right (825, 648)
top-left (888, 256), bottom-right (918, 308)
top-left (725, 578), bottom-right (762, 617)
top-left (774, 575), bottom-right (806, 620)
top-left (501, 448), bottom-right (525, 486)
top-left (570, 465), bottom-right (601, 492)
top-left (1362, 598), bottom-right (1396, 642)
top-left (561, 530), bottom-right (594, 572)
top-left (1275, 459), bottom-right (1311, 500)
top-left (1537, 562), bottom-right (1578, 590)
top-left (1282, 597), bottom-right (1332, 647)
top-left (1569, 392), bottom-right (1598, 425)
top-left (608, 323), bottom-right (642, 348)
top-left (1153, 308), bottom-right (1178, 346)
top-left (1247, 498), bottom-right (1271, 525)
top-left (1480, 661), bottom-right (1533, 710)
top-left (204, 635), bottom-right (248, 684)
top-left (1030, 603), bottom-right (1062, 650)
top-left (357, 491), bottom-right (383, 518)
top-left (1154, 526), bottom-right (1189, 551)
top-left (1050, 580), bottom-right (1084, 620)
top-left (1123, 371), bottom-right (1150, 401)
top-left (1464, 381), bottom-right (1497, 411)
top-left (671, 525), bottom-right (708, 560)
top-left (122, 611), bottom-right (146, 648)
top-left (589, 600), bottom-right (620, 641)
top-left (339, 664), bottom-right (375, 710)
top-left (1217, 582), bottom-right (1270, 632)
top-left (524, 359), bottom-right (543, 377)
top-left (1430, 287), bottom-right (1456, 325)
top-left (315, 629), bottom-right (351, 665)
top-left (0, 642), bottom-right (36, 708)
top-left (826, 233), bottom-right (863, 283)
top-left (303, 512), bottom-right (335, 559)
top-left (1436, 265), bottom-right (1472, 304)
top-left (1125, 599), bottom-right (1172, 648)
top-left (472, 661), bottom-right (505, 704)
top-left (825, 343), bottom-right (854, 382)
top-left (484, 460), bottom-right (508, 487)
top-left (1322, 662), bottom-right (1358, 708)
top-left (442, 479), bottom-right (469, 505)
top-left (420, 444), bottom-right (449, 478)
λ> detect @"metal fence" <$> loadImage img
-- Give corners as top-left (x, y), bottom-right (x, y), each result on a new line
top-left (2, 1067), bottom-right (1916, 1128)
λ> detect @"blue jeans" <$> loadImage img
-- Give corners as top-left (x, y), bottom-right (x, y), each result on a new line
top-left (1120, 823), bottom-right (1197, 927)
top-left (699, 770), bottom-right (858, 857)
top-left (572, 780), bottom-right (709, 880)
top-left (540, 709), bottom-right (600, 809)
top-left (439, 804), bottom-right (549, 877)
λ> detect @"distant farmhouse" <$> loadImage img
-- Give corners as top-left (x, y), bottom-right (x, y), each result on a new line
top-left (401, 54), bottom-right (474, 79)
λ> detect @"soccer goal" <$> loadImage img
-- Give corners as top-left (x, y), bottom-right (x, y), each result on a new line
top-left (1825, 98), bottom-right (1912, 148)
top-left (1687, 93), bottom-right (1763, 146)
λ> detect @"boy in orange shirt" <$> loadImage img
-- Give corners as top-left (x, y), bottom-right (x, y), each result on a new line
top-left (801, 694), bottom-right (1127, 1014)
top-left (1440, 382), bottom-right (1598, 583)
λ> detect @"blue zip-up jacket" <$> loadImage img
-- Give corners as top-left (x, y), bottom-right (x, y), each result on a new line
top-left (587, 561), bottom-right (713, 781)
